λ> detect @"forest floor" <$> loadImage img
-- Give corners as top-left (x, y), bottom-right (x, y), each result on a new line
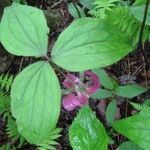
top-left (0, 0), bottom-right (150, 150)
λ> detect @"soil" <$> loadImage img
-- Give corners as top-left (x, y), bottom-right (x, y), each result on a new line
top-left (0, 0), bottom-right (150, 150)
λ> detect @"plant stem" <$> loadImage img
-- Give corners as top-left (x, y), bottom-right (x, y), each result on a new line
top-left (138, 0), bottom-right (150, 70)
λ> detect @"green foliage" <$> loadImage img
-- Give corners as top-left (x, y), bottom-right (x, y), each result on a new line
top-left (106, 99), bottom-right (117, 125)
top-left (0, 91), bottom-right (10, 115)
top-left (0, 74), bottom-right (13, 92)
top-left (0, 74), bottom-right (12, 115)
top-left (91, 89), bottom-right (113, 99)
top-left (6, 115), bottom-right (25, 147)
top-left (90, 0), bottom-right (119, 19)
top-left (133, 0), bottom-right (146, 6)
top-left (115, 84), bottom-right (147, 98)
top-left (118, 141), bottom-right (142, 150)
top-left (0, 144), bottom-right (16, 150)
top-left (79, 0), bottom-right (94, 9)
top-left (52, 18), bottom-right (134, 71)
top-left (106, 6), bottom-right (141, 42)
top-left (69, 106), bottom-right (109, 150)
top-left (0, 2), bottom-right (49, 56)
top-left (93, 69), bottom-right (119, 90)
top-left (130, 5), bottom-right (150, 25)
top-left (1, 1), bottom-right (149, 149)
top-left (113, 109), bottom-right (150, 150)
top-left (106, 5), bottom-right (150, 43)
top-left (68, 3), bottom-right (86, 19)
top-left (11, 61), bottom-right (61, 144)
top-left (37, 128), bottom-right (62, 150)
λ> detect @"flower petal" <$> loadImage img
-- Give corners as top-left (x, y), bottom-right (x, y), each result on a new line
top-left (62, 94), bottom-right (80, 111)
top-left (78, 93), bottom-right (89, 106)
top-left (63, 74), bottom-right (80, 89)
top-left (84, 70), bottom-right (100, 94)
top-left (62, 93), bottom-right (89, 111)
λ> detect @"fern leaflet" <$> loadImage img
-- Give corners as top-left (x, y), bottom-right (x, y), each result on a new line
top-left (37, 128), bottom-right (62, 150)
top-left (89, 0), bottom-right (119, 19)
top-left (6, 115), bottom-right (25, 148)
top-left (0, 74), bottom-right (13, 92)
top-left (0, 91), bottom-right (10, 115)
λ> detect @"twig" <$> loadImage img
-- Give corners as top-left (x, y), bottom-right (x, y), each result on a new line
top-left (49, 0), bottom-right (64, 10)
top-left (19, 57), bottom-right (24, 73)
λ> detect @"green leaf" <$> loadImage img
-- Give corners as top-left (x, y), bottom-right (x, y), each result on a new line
top-left (117, 141), bottom-right (142, 150)
top-left (113, 109), bottom-right (150, 150)
top-left (69, 106), bottom-right (109, 150)
top-left (11, 61), bottom-right (61, 144)
top-left (91, 89), bottom-right (113, 99)
top-left (51, 18), bottom-right (135, 72)
top-left (115, 84), bottom-right (147, 98)
top-left (106, 99), bottom-right (117, 125)
top-left (0, 2), bottom-right (49, 57)
top-left (93, 69), bottom-right (118, 90)
top-left (68, 3), bottom-right (86, 19)
top-left (130, 5), bottom-right (150, 25)
top-left (79, 0), bottom-right (94, 9)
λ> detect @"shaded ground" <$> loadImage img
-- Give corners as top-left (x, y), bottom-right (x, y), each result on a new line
top-left (0, 0), bottom-right (150, 150)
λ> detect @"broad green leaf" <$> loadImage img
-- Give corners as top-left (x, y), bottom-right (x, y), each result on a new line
top-left (106, 99), bottom-right (117, 125)
top-left (0, 2), bottom-right (49, 56)
top-left (115, 85), bottom-right (147, 98)
top-left (11, 61), bottom-right (61, 144)
top-left (131, 5), bottom-right (150, 25)
top-left (93, 69), bottom-right (118, 90)
top-left (79, 0), bottom-right (94, 9)
top-left (117, 141), bottom-right (142, 150)
top-left (51, 18), bottom-right (135, 72)
top-left (68, 3), bottom-right (86, 19)
top-left (69, 106), bottom-right (109, 150)
top-left (113, 109), bottom-right (150, 150)
top-left (91, 89), bottom-right (113, 99)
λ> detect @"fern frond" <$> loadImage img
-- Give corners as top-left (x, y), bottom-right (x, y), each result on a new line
top-left (105, 6), bottom-right (150, 43)
top-left (0, 91), bottom-right (10, 115)
top-left (0, 74), bottom-right (13, 92)
top-left (106, 6), bottom-right (140, 39)
top-left (37, 128), bottom-right (62, 150)
top-left (6, 116), bottom-right (20, 140)
top-left (133, 0), bottom-right (146, 6)
top-left (130, 102), bottom-right (150, 111)
top-left (6, 115), bottom-right (25, 147)
top-left (89, 0), bottom-right (119, 19)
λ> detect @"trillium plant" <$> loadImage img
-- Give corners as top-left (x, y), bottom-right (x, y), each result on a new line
top-left (0, 1), bottom-right (150, 150)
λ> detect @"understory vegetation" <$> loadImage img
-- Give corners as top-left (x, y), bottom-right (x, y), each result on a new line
top-left (0, 0), bottom-right (150, 149)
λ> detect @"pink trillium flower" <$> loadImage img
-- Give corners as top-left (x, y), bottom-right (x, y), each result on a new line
top-left (84, 70), bottom-right (100, 94)
top-left (62, 71), bottom-right (100, 111)
top-left (62, 93), bottom-right (88, 111)
top-left (63, 74), bottom-right (80, 89)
